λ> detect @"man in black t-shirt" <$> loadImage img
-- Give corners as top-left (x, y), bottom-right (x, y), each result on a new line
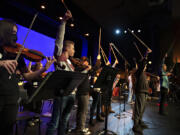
top-left (0, 19), bottom-right (55, 135)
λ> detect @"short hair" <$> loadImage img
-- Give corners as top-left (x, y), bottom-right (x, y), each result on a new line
top-left (0, 19), bottom-right (17, 46)
top-left (63, 40), bottom-right (75, 51)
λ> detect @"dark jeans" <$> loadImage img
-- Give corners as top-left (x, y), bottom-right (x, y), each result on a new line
top-left (0, 96), bottom-right (18, 135)
top-left (76, 94), bottom-right (89, 130)
top-left (134, 93), bottom-right (146, 125)
top-left (90, 91), bottom-right (101, 119)
top-left (159, 87), bottom-right (168, 113)
top-left (46, 94), bottom-right (75, 135)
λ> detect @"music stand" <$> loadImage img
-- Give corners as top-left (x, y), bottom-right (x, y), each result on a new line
top-left (94, 66), bottom-right (119, 135)
top-left (27, 70), bottom-right (87, 103)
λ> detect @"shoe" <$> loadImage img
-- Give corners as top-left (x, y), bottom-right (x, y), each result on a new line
top-left (96, 115), bottom-right (104, 122)
top-left (159, 112), bottom-right (168, 116)
top-left (139, 121), bottom-right (148, 129)
top-left (89, 119), bottom-right (95, 126)
top-left (77, 128), bottom-right (91, 135)
top-left (128, 102), bottom-right (134, 105)
top-left (101, 112), bottom-right (105, 117)
top-left (28, 120), bottom-right (35, 127)
top-left (109, 109), bottom-right (115, 113)
top-left (132, 125), bottom-right (142, 133)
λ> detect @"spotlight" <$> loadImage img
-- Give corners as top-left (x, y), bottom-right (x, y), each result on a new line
top-left (41, 5), bottom-right (46, 9)
top-left (59, 17), bottom-right (63, 20)
top-left (115, 29), bottom-right (121, 35)
top-left (124, 30), bottom-right (127, 34)
top-left (84, 33), bottom-right (89, 37)
top-left (131, 30), bottom-right (134, 33)
top-left (138, 29), bottom-right (141, 33)
top-left (70, 23), bottom-right (74, 27)
top-left (148, 61), bottom-right (152, 64)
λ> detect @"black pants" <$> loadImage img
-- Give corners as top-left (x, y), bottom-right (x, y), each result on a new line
top-left (90, 91), bottom-right (101, 119)
top-left (0, 96), bottom-right (18, 135)
top-left (159, 87), bottom-right (168, 113)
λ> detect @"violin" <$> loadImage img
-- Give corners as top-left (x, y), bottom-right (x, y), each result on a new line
top-left (3, 43), bottom-right (46, 62)
top-left (70, 57), bottom-right (89, 69)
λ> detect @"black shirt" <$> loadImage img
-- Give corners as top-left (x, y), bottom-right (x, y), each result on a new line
top-left (0, 46), bottom-right (28, 97)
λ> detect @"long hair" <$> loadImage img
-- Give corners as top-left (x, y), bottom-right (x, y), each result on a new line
top-left (0, 19), bottom-right (17, 46)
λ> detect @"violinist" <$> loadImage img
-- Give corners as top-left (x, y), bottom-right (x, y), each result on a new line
top-left (132, 49), bottom-right (152, 133)
top-left (23, 61), bottom-right (47, 115)
top-left (30, 61), bottom-right (47, 78)
top-left (74, 56), bottom-right (91, 134)
top-left (101, 59), bottom-right (118, 116)
top-left (159, 53), bottom-right (172, 116)
top-left (89, 54), bottom-right (105, 126)
top-left (46, 10), bottom-right (75, 135)
top-left (0, 19), bottom-right (55, 135)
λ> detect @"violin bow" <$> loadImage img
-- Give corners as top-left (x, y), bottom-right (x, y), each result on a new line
top-left (100, 46), bottom-right (107, 64)
top-left (61, 0), bottom-right (69, 10)
top-left (101, 51), bottom-right (107, 64)
top-left (61, 0), bottom-right (74, 21)
top-left (133, 42), bottom-right (143, 59)
top-left (15, 13), bottom-right (38, 61)
top-left (110, 43), bottom-right (130, 66)
top-left (27, 61), bottom-right (32, 72)
top-left (163, 39), bottom-right (176, 59)
top-left (128, 28), bottom-right (152, 52)
top-left (100, 46), bottom-right (109, 64)
top-left (109, 43), bottom-right (118, 60)
top-left (169, 57), bottom-right (177, 73)
top-left (89, 56), bottom-right (92, 66)
top-left (98, 27), bottom-right (101, 56)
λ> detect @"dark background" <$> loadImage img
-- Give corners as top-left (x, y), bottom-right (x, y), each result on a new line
top-left (0, 0), bottom-right (176, 73)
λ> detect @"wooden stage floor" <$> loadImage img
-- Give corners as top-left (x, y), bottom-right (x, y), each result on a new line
top-left (15, 98), bottom-right (180, 135)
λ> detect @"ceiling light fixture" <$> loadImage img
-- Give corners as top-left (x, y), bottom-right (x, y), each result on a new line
top-left (70, 23), bottom-right (74, 27)
top-left (138, 29), bottom-right (141, 33)
top-left (115, 29), bottom-right (121, 35)
top-left (84, 33), bottom-right (89, 37)
top-left (41, 5), bottom-right (46, 9)
top-left (59, 17), bottom-right (63, 20)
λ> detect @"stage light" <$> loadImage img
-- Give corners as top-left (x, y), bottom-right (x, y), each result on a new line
top-left (124, 30), bottom-right (127, 34)
top-left (70, 23), bottom-right (74, 27)
top-left (131, 30), bottom-right (134, 33)
top-left (138, 29), bottom-right (141, 33)
top-left (41, 5), bottom-right (46, 9)
top-left (115, 29), bottom-right (121, 35)
top-left (148, 61), bottom-right (152, 64)
top-left (84, 33), bottom-right (89, 37)
top-left (59, 17), bottom-right (63, 20)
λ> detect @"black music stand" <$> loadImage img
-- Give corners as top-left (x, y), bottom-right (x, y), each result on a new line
top-left (27, 70), bottom-right (87, 103)
top-left (94, 66), bottom-right (118, 135)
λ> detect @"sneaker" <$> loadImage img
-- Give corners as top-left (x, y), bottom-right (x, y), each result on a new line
top-left (101, 112), bottom-right (105, 117)
top-left (89, 119), bottom-right (95, 126)
top-left (28, 120), bottom-right (35, 127)
top-left (132, 125), bottom-right (142, 133)
top-left (109, 109), bottom-right (115, 113)
top-left (96, 115), bottom-right (104, 122)
top-left (159, 112), bottom-right (168, 116)
top-left (139, 121), bottom-right (148, 129)
top-left (77, 128), bottom-right (91, 135)
top-left (128, 101), bottom-right (134, 105)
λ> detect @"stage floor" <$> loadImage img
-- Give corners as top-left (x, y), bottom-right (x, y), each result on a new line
top-left (15, 98), bottom-right (180, 135)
